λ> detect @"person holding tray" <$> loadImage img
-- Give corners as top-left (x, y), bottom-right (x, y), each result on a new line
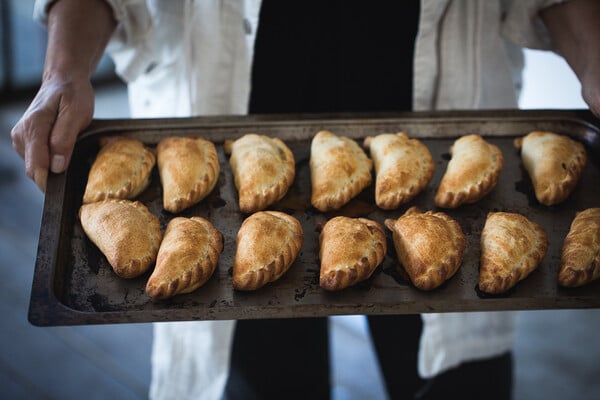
top-left (11, 1), bottom-right (600, 399)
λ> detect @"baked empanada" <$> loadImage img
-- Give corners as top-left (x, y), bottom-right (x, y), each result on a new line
top-left (319, 216), bottom-right (386, 291)
top-left (79, 199), bottom-right (162, 278)
top-left (385, 207), bottom-right (465, 291)
top-left (224, 134), bottom-right (295, 213)
top-left (364, 132), bottom-right (434, 210)
top-left (479, 212), bottom-right (548, 294)
top-left (83, 136), bottom-right (156, 204)
top-left (146, 217), bottom-right (223, 299)
top-left (435, 134), bottom-right (503, 209)
top-left (310, 130), bottom-right (372, 212)
top-left (558, 208), bottom-right (600, 287)
top-left (232, 211), bottom-right (303, 291)
top-left (157, 136), bottom-right (220, 213)
top-left (514, 131), bottom-right (587, 206)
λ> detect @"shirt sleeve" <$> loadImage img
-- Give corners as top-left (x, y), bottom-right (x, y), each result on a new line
top-left (33, 0), bottom-right (153, 82)
top-left (500, 0), bottom-right (569, 51)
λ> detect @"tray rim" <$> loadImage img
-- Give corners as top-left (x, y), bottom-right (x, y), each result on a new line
top-left (28, 108), bottom-right (600, 327)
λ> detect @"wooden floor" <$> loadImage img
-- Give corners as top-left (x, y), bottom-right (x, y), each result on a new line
top-left (1, 83), bottom-right (599, 400)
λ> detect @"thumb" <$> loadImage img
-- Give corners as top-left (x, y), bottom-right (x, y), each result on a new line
top-left (48, 91), bottom-right (94, 174)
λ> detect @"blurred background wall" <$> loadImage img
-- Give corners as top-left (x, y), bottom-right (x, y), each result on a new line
top-left (0, 0), bottom-right (117, 100)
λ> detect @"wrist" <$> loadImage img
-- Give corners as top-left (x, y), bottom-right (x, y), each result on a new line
top-left (42, 64), bottom-right (91, 85)
top-left (44, 0), bottom-right (116, 82)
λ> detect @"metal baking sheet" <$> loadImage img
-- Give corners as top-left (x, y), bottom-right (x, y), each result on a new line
top-left (29, 109), bottom-right (600, 326)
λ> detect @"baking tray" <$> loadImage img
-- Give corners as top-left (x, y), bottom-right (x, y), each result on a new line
top-left (28, 109), bottom-right (600, 326)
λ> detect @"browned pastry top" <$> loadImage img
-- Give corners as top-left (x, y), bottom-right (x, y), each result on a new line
top-left (233, 211), bottom-right (303, 291)
top-left (385, 206), bottom-right (466, 291)
top-left (364, 132), bottom-right (434, 210)
top-left (157, 136), bottom-right (220, 213)
top-left (146, 216), bottom-right (223, 299)
top-left (83, 136), bottom-right (156, 204)
top-left (559, 207), bottom-right (600, 287)
top-left (79, 199), bottom-right (162, 278)
top-left (224, 134), bottom-right (295, 213)
top-left (435, 134), bottom-right (503, 209)
top-left (479, 212), bottom-right (548, 294)
top-left (310, 130), bottom-right (372, 212)
top-left (514, 131), bottom-right (587, 206)
top-left (319, 216), bottom-right (387, 291)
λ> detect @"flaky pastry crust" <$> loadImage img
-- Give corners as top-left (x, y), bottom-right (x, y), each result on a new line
top-left (385, 206), bottom-right (466, 290)
top-left (83, 136), bottom-right (156, 204)
top-left (146, 217), bottom-right (223, 299)
top-left (319, 216), bottom-right (387, 291)
top-left (79, 199), bottom-right (162, 278)
top-left (310, 130), bottom-right (373, 212)
top-left (364, 132), bottom-right (434, 210)
top-left (435, 134), bottom-right (503, 208)
top-left (479, 212), bottom-right (548, 294)
top-left (157, 136), bottom-right (220, 213)
top-left (232, 211), bottom-right (303, 291)
top-left (558, 208), bottom-right (600, 287)
top-left (224, 134), bottom-right (295, 213)
top-left (514, 131), bottom-right (587, 206)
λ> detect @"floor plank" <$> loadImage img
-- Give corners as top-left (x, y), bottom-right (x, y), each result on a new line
top-left (0, 299), bottom-right (148, 400)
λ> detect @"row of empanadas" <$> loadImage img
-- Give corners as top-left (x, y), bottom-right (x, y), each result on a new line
top-left (77, 202), bottom-right (384, 295)
top-left (83, 131), bottom-right (588, 217)
top-left (79, 199), bottom-right (224, 298)
top-left (79, 198), bottom-right (598, 300)
top-left (384, 208), bottom-right (550, 294)
top-left (78, 200), bottom-right (304, 296)
top-left (82, 136), bottom-right (220, 213)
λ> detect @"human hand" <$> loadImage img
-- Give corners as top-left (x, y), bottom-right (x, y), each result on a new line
top-left (540, 0), bottom-right (600, 119)
top-left (11, 73), bottom-right (94, 191)
top-left (580, 61), bottom-right (600, 119)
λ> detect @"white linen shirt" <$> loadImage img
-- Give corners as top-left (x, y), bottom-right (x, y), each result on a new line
top-left (34, 1), bottom-right (566, 399)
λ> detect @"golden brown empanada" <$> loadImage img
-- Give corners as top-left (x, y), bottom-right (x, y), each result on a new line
top-left (435, 134), bottom-right (503, 209)
top-left (146, 217), bottom-right (223, 299)
top-left (79, 199), bottom-right (162, 278)
top-left (479, 212), bottom-right (548, 294)
top-left (364, 132), bottom-right (434, 210)
top-left (232, 211), bottom-right (303, 291)
top-left (558, 208), bottom-right (600, 287)
top-left (83, 136), bottom-right (156, 204)
top-left (385, 207), bottom-right (466, 291)
top-left (310, 130), bottom-right (372, 212)
top-left (319, 216), bottom-right (386, 291)
top-left (224, 134), bottom-right (295, 213)
top-left (157, 136), bottom-right (220, 213)
top-left (514, 131), bottom-right (587, 206)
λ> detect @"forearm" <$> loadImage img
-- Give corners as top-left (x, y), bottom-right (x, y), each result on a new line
top-left (44, 0), bottom-right (117, 81)
top-left (541, 0), bottom-right (600, 82)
